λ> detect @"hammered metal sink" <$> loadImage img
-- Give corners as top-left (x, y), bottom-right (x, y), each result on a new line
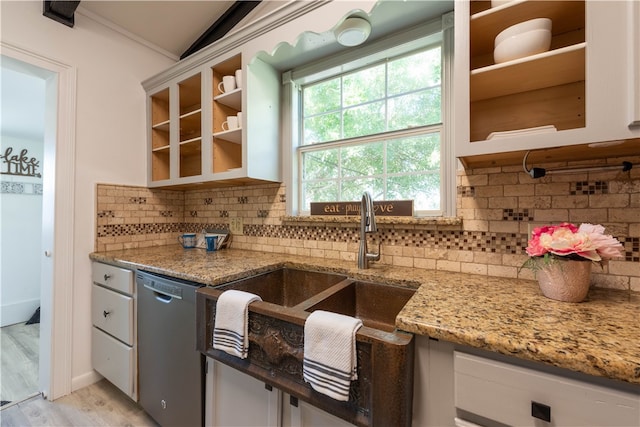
top-left (305, 280), bottom-right (416, 332)
top-left (216, 267), bottom-right (347, 307)
top-left (196, 267), bottom-right (416, 427)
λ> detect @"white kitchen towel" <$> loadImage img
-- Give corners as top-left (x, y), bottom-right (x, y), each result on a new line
top-left (302, 310), bottom-right (363, 401)
top-left (213, 290), bottom-right (261, 359)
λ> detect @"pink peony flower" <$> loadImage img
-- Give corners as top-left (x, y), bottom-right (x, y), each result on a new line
top-left (525, 222), bottom-right (624, 264)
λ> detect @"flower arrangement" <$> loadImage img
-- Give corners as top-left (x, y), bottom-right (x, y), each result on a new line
top-left (523, 222), bottom-right (625, 270)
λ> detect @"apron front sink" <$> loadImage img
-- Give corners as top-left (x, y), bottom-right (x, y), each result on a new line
top-left (215, 267), bottom-right (347, 307)
top-left (304, 280), bottom-right (416, 332)
top-left (196, 267), bottom-right (416, 427)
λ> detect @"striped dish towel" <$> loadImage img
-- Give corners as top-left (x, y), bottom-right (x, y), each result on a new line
top-left (213, 290), bottom-right (261, 359)
top-left (303, 310), bottom-right (363, 401)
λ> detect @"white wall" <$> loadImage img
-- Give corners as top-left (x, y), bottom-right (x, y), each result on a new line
top-left (0, 1), bottom-right (175, 390)
top-left (0, 135), bottom-right (44, 326)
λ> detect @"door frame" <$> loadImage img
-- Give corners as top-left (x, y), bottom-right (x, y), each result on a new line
top-left (1, 41), bottom-right (77, 400)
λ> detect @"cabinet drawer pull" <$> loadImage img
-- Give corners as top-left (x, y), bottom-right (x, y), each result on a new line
top-left (104, 274), bottom-right (111, 281)
top-left (531, 401), bottom-right (551, 422)
top-left (103, 310), bottom-right (111, 318)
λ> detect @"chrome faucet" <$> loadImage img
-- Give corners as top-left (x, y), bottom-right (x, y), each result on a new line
top-left (358, 191), bottom-right (381, 269)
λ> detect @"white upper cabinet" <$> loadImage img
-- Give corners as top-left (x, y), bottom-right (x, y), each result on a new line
top-left (454, 0), bottom-right (640, 167)
top-left (144, 0), bottom-right (453, 187)
top-left (145, 48), bottom-right (280, 188)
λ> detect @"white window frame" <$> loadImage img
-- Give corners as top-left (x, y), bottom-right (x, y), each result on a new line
top-left (283, 13), bottom-right (455, 217)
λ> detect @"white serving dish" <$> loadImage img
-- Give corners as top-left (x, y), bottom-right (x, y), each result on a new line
top-left (487, 125), bottom-right (557, 140)
top-left (494, 18), bottom-right (552, 64)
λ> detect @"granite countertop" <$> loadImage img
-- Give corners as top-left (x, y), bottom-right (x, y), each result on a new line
top-left (90, 245), bottom-right (640, 386)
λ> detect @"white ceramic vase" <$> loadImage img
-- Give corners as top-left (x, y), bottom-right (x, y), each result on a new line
top-left (536, 259), bottom-right (593, 303)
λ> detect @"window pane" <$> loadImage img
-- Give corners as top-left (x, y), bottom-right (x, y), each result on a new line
top-left (341, 178), bottom-right (384, 202)
top-left (297, 39), bottom-right (446, 215)
top-left (341, 142), bottom-right (383, 178)
top-left (388, 88), bottom-right (441, 130)
top-left (302, 148), bottom-right (339, 180)
top-left (387, 173), bottom-right (440, 211)
top-left (388, 48), bottom-right (441, 96)
top-left (304, 78), bottom-right (340, 116)
top-left (302, 180), bottom-right (339, 211)
top-left (304, 112), bottom-right (341, 144)
top-left (343, 64), bottom-right (385, 107)
top-left (343, 101), bottom-right (385, 138)
top-left (387, 133), bottom-right (440, 173)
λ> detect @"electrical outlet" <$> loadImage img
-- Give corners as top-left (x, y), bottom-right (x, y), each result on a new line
top-left (229, 217), bottom-right (244, 235)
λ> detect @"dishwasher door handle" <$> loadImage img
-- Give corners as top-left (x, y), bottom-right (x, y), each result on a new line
top-left (143, 283), bottom-right (182, 301)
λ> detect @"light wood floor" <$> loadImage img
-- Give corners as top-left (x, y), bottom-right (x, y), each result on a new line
top-left (1, 323), bottom-right (39, 405)
top-left (0, 380), bottom-right (159, 427)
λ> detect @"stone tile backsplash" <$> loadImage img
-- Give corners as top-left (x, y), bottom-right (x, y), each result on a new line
top-left (96, 155), bottom-right (640, 292)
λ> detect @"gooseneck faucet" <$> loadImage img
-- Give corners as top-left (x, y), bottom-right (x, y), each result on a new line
top-left (358, 191), bottom-right (381, 269)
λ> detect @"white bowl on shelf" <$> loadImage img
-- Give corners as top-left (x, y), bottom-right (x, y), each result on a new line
top-left (494, 18), bottom-right (552, 64)
top-left (491, 0), bottom-right (512, 7)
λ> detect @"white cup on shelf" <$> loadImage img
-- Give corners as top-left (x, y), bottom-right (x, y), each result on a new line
top-left (218, 75), bottom-right (236, 94)
top-left (235, 69), bottom-right (243, 89)
top-left (236, 112), bottom-right (243, 128)
top-left (222, 115), bottom-right (239, 131)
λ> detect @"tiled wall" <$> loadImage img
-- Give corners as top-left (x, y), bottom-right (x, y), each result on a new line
top-left (96, 155), bottom-right (640, 291)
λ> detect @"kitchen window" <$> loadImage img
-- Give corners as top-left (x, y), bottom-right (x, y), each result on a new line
top-left (283, 16), bottom-right (454, 217)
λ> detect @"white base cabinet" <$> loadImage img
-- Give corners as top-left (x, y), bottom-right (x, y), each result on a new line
top-left (91, 262), bottom-right (137, 401)
top-left (411, 336), bottom-right (640, 427)
top-left (205, 358), bottom-right (280, 427)
top-left (282, 393), bottom-right (354, 427)
top-left (454, 352), bottom-right (640, 427)
top-left (205, 357), bottom-right (355, 427)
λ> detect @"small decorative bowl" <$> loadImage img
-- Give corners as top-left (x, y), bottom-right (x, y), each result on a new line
top-left (494, 18), bottom-right (552, 64)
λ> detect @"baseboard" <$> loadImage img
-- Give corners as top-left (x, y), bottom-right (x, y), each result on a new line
top-left (1, 299), bottom-right (40, 327)
top-left (71, 370), bottom-right (103, 392)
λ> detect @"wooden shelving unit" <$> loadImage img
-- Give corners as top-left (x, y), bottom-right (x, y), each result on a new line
top-left (212, 55), bottom-right (242, 174)
top-left (150, 88), bottom-right (170, 180)
top-left (145, 40), bottom-right (282, 188)
top-left (468, 0), bottom-right (586, 142)
top-left (178, 74), bottom-right (202, 178)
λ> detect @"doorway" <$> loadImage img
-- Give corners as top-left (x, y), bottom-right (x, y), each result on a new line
top-left (1, 43), bottom-right (76, 403)
top-left (0, 56), bottom-right (50, 407)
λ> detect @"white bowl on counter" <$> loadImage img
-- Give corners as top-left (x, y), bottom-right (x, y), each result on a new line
top-left (494, 18), bottom-right (552, 64)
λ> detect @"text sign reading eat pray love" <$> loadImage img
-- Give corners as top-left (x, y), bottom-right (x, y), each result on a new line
top-left (310, 200), bottom-right (413, 217)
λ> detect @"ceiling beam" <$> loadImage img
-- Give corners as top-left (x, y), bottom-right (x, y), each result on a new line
top-left (43, 0), bottom-right (81, 27)
top-left (181, 1), bottom-right (261, 60)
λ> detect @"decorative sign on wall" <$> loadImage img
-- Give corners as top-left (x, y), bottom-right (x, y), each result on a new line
top-left (1, 147), bottom-right (41, 178)
top-left (310, 200), bottom-right (414, 217)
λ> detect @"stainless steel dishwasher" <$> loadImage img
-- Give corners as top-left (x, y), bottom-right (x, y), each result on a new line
top-left (137, 270), bottom-right (204, 427)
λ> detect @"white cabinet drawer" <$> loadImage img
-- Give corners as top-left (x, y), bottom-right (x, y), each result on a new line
top-left (92, 326), bottom-right (136, 400)
top-left (92, 284), bottom-right (133, 345)
top-left (454, 352), bottom-right (639, 427)
top-left (92, 262), bottom-right (133, 295)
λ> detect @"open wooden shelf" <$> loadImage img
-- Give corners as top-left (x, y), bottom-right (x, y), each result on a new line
top-left (213, 128), bottom-right (242, 144)
top-left (151, 89), bottom-right (170, 126)
top-left (470, 1), bottom-right (585, 57)
top-left (152, 148), bottom-right (170, 181)
top-left (179, 74), bottom-right (201, 114)
top-left (467, 0), bottom-right (586, 143)
top-left (213, 139), bottom-right (242, 173)
top-left (213, 89), bottom-right (241, 110)
top-left (179, 110), bottom-right (202, 142)
top-left (179, 140), bottom-right (202, 178)
top-left (470, 43), bottom-right (585, 102)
